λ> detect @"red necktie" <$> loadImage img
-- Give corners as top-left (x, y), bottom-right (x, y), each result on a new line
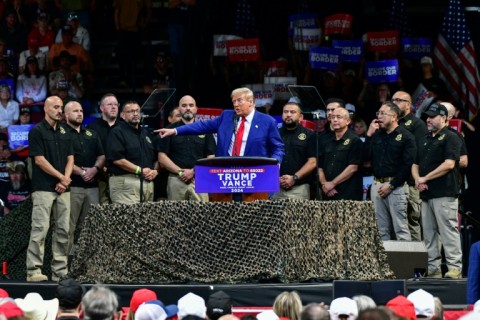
top-left (233, 117), bottom-right (246, 156)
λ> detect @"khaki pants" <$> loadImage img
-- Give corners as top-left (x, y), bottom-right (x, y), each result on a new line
top-left (26, 191), bottom-right (70, 278)
top-left (109, 174), bottom-right (154, 204)
top-left (98, 177), bottom-right (111, 204)
top-left (68, 186), bottom-right (99, 254)
top-left (422, 197), bottom-right (462, 273)
top-left (271, 184), bottom-right (310, 200)
top-left (407, 185), bottom-right (422, 240)
top-left (167, 174), bottom-right (208, 201)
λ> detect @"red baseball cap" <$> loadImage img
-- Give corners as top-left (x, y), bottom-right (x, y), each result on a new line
top-left (130, 289), bottom-right (157, 313)
top-left (0, 301), bottom-right (24, 319)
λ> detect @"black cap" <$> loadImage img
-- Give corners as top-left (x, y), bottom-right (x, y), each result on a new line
top-left (56, 278), bottom-right (85, 309)
top-left (424, 103), bottom-right (448, 117)
top-left (20, 107), bottom-right (30, 114)
top-left (206, 291), bottom-right (232, 320)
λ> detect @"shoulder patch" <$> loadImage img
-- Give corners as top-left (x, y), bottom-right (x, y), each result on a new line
top-left (298, 133), bottom-right (306, 140)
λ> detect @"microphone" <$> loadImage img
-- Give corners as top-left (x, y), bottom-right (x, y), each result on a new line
top-left (233, 114), bottom-right (239, 134)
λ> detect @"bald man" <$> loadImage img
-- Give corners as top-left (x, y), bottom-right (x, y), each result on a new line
top-left (64, 101), bottom-right (105, 258)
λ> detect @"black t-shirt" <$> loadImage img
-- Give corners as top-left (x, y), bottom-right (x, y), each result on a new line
top-left (399, 113), bottom-right (428, 145)
top-left (365, 125), bottom-right (417, 188)
top-left (279, 125), bottom-right (316, 185)
top-left (87, 117), bottom-right (118, 152)
top-left (415, 126), bottom-right (462, 199)
top-left (0, 179), bottom-right (31, 210)
top-left (157, 120), bottom-right (216, 169)
top-left (318, 129), bottom-right (364, 200)
top-left (28, 120), bottom-right (74, 192)
top-left (106, 120), bottom-right (158, 175)
top-left (67, 125), bottom-right (105, 188)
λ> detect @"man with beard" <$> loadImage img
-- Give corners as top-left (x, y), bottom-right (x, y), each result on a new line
top-left (365, 101), bottom-right (416, 241)
top-left (318, 107), bottom-right (363, 200)
top-left (157, 95), bottom-right (216, 201)
top-left (26, 95), bottom-right (74, 282)
top-left (393, 91), bottom-right (428, 241)
top-left (0, 161), bottom-right (31, 216)
top-left (64, 101), bottom-right (105, 257)
top-left (412, 103), bottom-right (463, 278)
top-left (271, 102), bottom-right (316, 200)
top-left (87, 93), bottom-right (119, 204)
top-left (106, 101), bottom-right (159, 204)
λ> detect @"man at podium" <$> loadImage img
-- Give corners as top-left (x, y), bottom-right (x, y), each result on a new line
top-left (156, 87), bottom-right (284, 163)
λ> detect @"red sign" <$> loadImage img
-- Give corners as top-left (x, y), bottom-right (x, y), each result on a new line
top-left (449, 119), bottom-right (462, 132)
top-left (226, 38), bottom-right (260, 62)
top-left (324, 14), bottom-right (353, 36)
top-left (196, 107), bottom-right (223, 121)
top-left (366, 30), bottom-right (399, 53)
top-left (264, 60), bottom-right (288, 76)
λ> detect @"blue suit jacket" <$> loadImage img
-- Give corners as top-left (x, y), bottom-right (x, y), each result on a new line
top-left (467, 241), bottom-right (480, 304)
top-left (176, 110), bottom-right (285, 164)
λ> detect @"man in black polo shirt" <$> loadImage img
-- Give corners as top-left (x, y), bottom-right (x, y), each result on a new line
top-left (393, 91), bottom-right (428, 241)
top-left (106, 101), bottom-right (158, 204)
top-left (365, 101), bottom-right (416, 241)
top-left (157, 95), bottom-right (216, 201)
top-left (64, 101), bottom-right (105, 257)
top-left (86, 93), bottom-right (119, 204)
top-left (318, 107), bottom-right (363, 200)
top-left (271, 102), bottom-right (316, 200)
top-left (26, 95), bottom-right (74, 282)
top-left (412, 103), bottom-right (463, 279)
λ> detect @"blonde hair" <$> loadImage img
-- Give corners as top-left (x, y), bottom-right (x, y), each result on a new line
top-left (231, 87), bottom-right (254, 103)
top-left (273, 291), bottom-right (303, 320)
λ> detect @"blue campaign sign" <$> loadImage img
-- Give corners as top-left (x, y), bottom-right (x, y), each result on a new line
top-left (8, 124), bottom-right (35, 149)
top-left (332, 39), bottom-right (363, 62)
top-left (309, 46), bottom-right (341, 71)
top-left (365, 59), bottom-right (399, 84)
top-left (195, 165), bottom-right (280, 193)
top-left (401, 38), bottom-right (432, 59)
top-left (288, 12), bottom-right (319, 37)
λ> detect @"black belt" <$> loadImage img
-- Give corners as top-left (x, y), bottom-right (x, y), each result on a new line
top-left (374, 177), bottom-right (394, 183)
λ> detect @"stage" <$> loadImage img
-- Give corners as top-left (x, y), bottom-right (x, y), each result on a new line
top-left (0, 278), bottom-right (469, 311)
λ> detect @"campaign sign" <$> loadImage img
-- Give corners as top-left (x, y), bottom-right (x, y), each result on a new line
top-left (195, 164), bottom-right (280, 193)
top-left (324, 14), bottom-right (353, 36)
top-left (213, 34), bottom-right (243, 57)
top-left (288, 12), bottom-right (319, 37)
top-left (365, 59), bottom-right (399, 84)
top-left (366, 30), bottom-right (399, 53)
top-left (8, 124), bottom-right (35, 149)
top-left (196, 108), bottom-right (222, 121)
top-left (244, 83), bottom-right (275, 107)
top-left (264, 76), bottom-right (297, 101)
top-left (402, 38), bottom-right (432, 60)
top-left (293, 27), bottom-right (322, 51)
top-left (332, 39), bottom-right (363, 62)
top-left (226, 38), bottom-right (260, 62)
top-left (309, 46), bottom-right (341, 70)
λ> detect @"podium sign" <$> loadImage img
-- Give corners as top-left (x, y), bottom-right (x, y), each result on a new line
top-left (195, 157), bottom-right (279, 194)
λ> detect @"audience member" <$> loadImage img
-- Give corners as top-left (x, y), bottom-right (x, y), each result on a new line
top-left (356, 308), bottom-right (390, 320)
top-left (352, 296), bottom-right (376, 312)
top-left (55, 12), bottom-right (90, 51)
top-left (300, 303), bottom-right (329, 320)
top-left (82, 286), bottom-right (121, 320)
top-left (272, 291), bottom-right (302, 320)
top-left (407, 289), bottom-right (435, 319)
top-left (27, 12), bottom-right (55, 49)
top-left (49, 50), bottom-right (84, 99)
top-left (0, 84), bottom-right (19, 131)
top-left (0, 132), bottom-right (11, 187)
top-left (0, 38), bottom-right (16, 76)
top-left (135, 300), bottom-right (178, 320)
top-left (177, 292), bottom-right (206, 320)
top-left (318, 107), bottom-right (363, 201)
top-left (54, 80), bottom-right (75, 105)
top-left (272, 102), bottom-right (316, 200)
top-left (206, 291), bottom-right (232, 320)
top-left (0, 161), bottom-right (31, 215)
top-left (15, 56), bottom-right (47, 105)
top-left (26, 95), bottom-right (74, 282)
top-left (64, 100), bottom-right (105, 257)
top-left (0, 301), bottom-right (24, 320)
top-left (14, 292), bottom-right (59, 320)
top-left (18, 37), bottom-right (47, 74)
top-left (385, 295), bottom-right (415, 320)
top-left (352, 118), bottom-right (367, 140)
top-left (0, 8), bottom-right (28, 60)
top-left (127, 289), bottom-right (158, 320)
top-left (144, 51), bottom-right (174, 95)
top-left (329, 297), bottom-right (358, 320)
top-left (157, 95), bottom-right (215, 201)
top-left (432, 297), bottom-right (444, 320)
top-left (86, 93), bottom-right (119, 204)
top-left (55, 278), bottom-right (85, 320)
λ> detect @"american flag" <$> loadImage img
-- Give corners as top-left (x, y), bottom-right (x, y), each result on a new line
top-left (433, 0), bottom-right (480, 118)
top-left (387, 0), bottom-right (411, 37)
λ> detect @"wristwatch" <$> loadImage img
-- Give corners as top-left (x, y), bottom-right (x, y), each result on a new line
top-left (293, 175), bottom-right (299, 183)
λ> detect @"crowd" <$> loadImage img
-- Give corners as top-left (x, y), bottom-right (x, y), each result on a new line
top-left (0, 280), bottom-right (478, 320)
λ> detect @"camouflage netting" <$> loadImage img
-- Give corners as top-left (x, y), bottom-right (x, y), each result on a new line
top-left (69, 199), bottom-right (395, 283)
top-left (0, 198), bottom-right (54, 280)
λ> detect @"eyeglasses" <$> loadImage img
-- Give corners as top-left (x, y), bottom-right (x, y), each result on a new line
top-left (124, 109), bottom-right (140, 114)
top-left (104, 103), bottom-right (119, 107)
top-left (376, 111), bottom-right (394, 117)
top-left (392, 98), bottom-right (410, 104)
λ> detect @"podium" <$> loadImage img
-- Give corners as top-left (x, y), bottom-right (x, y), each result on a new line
top-left (195, 157), bottom-right (279, 202)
